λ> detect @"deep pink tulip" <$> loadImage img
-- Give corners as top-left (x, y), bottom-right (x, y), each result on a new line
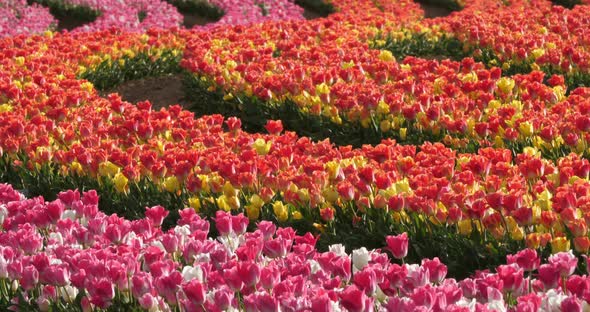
top-left (421, 258), bottom-right (448, 284)
top-left (231, 213), bottom-right (249, 235)
top-left (386, 233), bottom-right (409, 260)
top-left (155, 271), bottom-right (183, 304)
top-left (131, 272), bottom-right (153, 298)
top-left (214, 211), bottom-right (232, 236)
top-left (353, 268), bottom-right (377, 295)
top-left (311, 294), bottom-right (333, 312)
top-left (496, 264), bottom-right (525, 294)
top-left (138, 293), bottom-right (158, 310)
top-left (340, 285), bottom-right (367, 312)
top-left (538, 264), bottom-right (560, 289)
top-left (145, 205), bottom-right (169, 227)
top-left (238, 261), bottom-right (261, 287)
top-left (258, 221), bottom-right (277, 240)
top-left (183, 280), bottom-right (206, 305)
top-left (508, 249), bottom-right (540, 272)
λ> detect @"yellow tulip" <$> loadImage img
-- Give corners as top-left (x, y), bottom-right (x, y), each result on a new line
top-left (245, 204), bottom-right (260, 220)
top-left (458, 220), bottom-right (473, 236)
top-left (380, 120), bottom-right (391, 133)
top-left (14, 57), bottom-right (25, 66)
top-left (188, 197), bottom-right (201, 212)
top-left (98, 161), bottom-right (120, 178)
top-left (399, 128), bottom-right (407, 140)
top-left (378, 50), bottom-right (395, 62)
top-left (223, 182), bottom-right (238, 197)
top-left (163, 176), bottom-right (180, 193)
top-left (70, 161), bottom-right (84, 176)
top-left (272, 201), bottom-right (289, 222)
top-left (253, 138), bottom-right (271, 155)
top-left (496, 77), bottom-right (515, 94)
top-left (113, 173), bottom-right (128, 194)
top-left (216, 195), bottom-right (231, 212)
top-left (550, 236), bottom-right (570, 253)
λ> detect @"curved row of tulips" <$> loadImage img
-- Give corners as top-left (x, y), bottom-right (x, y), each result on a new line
top-left (2, 182), bottom-right (590, 311)
top-left (179, 0), bottom-right (590, 159)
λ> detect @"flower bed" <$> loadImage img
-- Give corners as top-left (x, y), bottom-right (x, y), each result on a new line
top-left (1, 0), bottom-right (590, 275)
top-left (377, 0), bottom-right (590, 90)
top-left (0, 0), bottom-right (55, 37)
top-left (180, 10), bottom-right (590, 158)
top-left (1, 183), bottom-right (590, 311)
top-left (2, 0), bottom-right (590, 297)
top-left (28, 0), bottom-right (183, 32)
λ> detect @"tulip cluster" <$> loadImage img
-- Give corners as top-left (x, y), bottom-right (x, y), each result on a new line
top-left (3, 182), bottom-right (590, 311)
top-left (0, 0), bottom-right (56, 37)
top-left (421, 0), bottom-right (590, 80)
top-left (4, 25), bottom-right (590, 259)
top-left (180, 0), bottom-right (590, 157)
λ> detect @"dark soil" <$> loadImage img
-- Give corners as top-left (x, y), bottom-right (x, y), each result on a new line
top-left (303, 7), bottom-right (325, 20)
top-left (99, 74), bottom-right (192, 111)
top-left (183, 11), bottom-right (220, 28)
top-left (420, 2), bottom-right (455, 18)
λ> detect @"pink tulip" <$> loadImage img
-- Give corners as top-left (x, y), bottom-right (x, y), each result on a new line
top-left (43, 265), bottom-right (70, 287)
top-left (138, 293), bottom-right (158, 310)
top-left (161, 233), bottom-right (179, 254)
top-left (238, 261), bottom-right (260, 287)
top-left (88, 278), bottom-right (115, 308)
top-left (561, 296), bottom-right (583, 312)
top-left (21, 265), bottom-right (39, 291)
top-left (384, 297), bottom-right (417, 312)
top-left (421, 258), bottom-right (448, 284)
top-left (508, 249), bottom-right (540, 272)
top-left (222, 265), bottom-right (243, 291)
top-left (231, 213), bottom-right (249, 235)
top-left (496, 264), bottom-right (525, 294)
top-left (311, 294), bottom-right (333, 312)
top-left (213, 286), bottom-right (233, 310)
top-left (354, 268), bottom-right (377, 295)
top-left (131, 272), bottom-right (153, 298)
top-left (538, 264), bottom-right (560, 289)
top-left (340, 285), bottom-right (367, 312)
top-left (145, 205), bottom-right (169, 227)
top-left (183, 280), bottom-right (206, 305)
top-left (214, 211), bottom-right (232, 237)
top-left (264, 238), bottom-right (289, 258)
top-left (515, 293), bottom-right (542, 312)
top-left (260, 265), bottom-right (280, 290)
top-left (257, 221), bottom-right (277, 240)
top-left (549, 251), bottom-right (578, 278)
top-left (386, 233), bottom-right (409, 260)
top-left (155, 271), bottom-right (183, 304)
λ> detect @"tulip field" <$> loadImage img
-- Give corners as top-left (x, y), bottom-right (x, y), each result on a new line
top-left (3, 0), bottom-right (590, 310)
